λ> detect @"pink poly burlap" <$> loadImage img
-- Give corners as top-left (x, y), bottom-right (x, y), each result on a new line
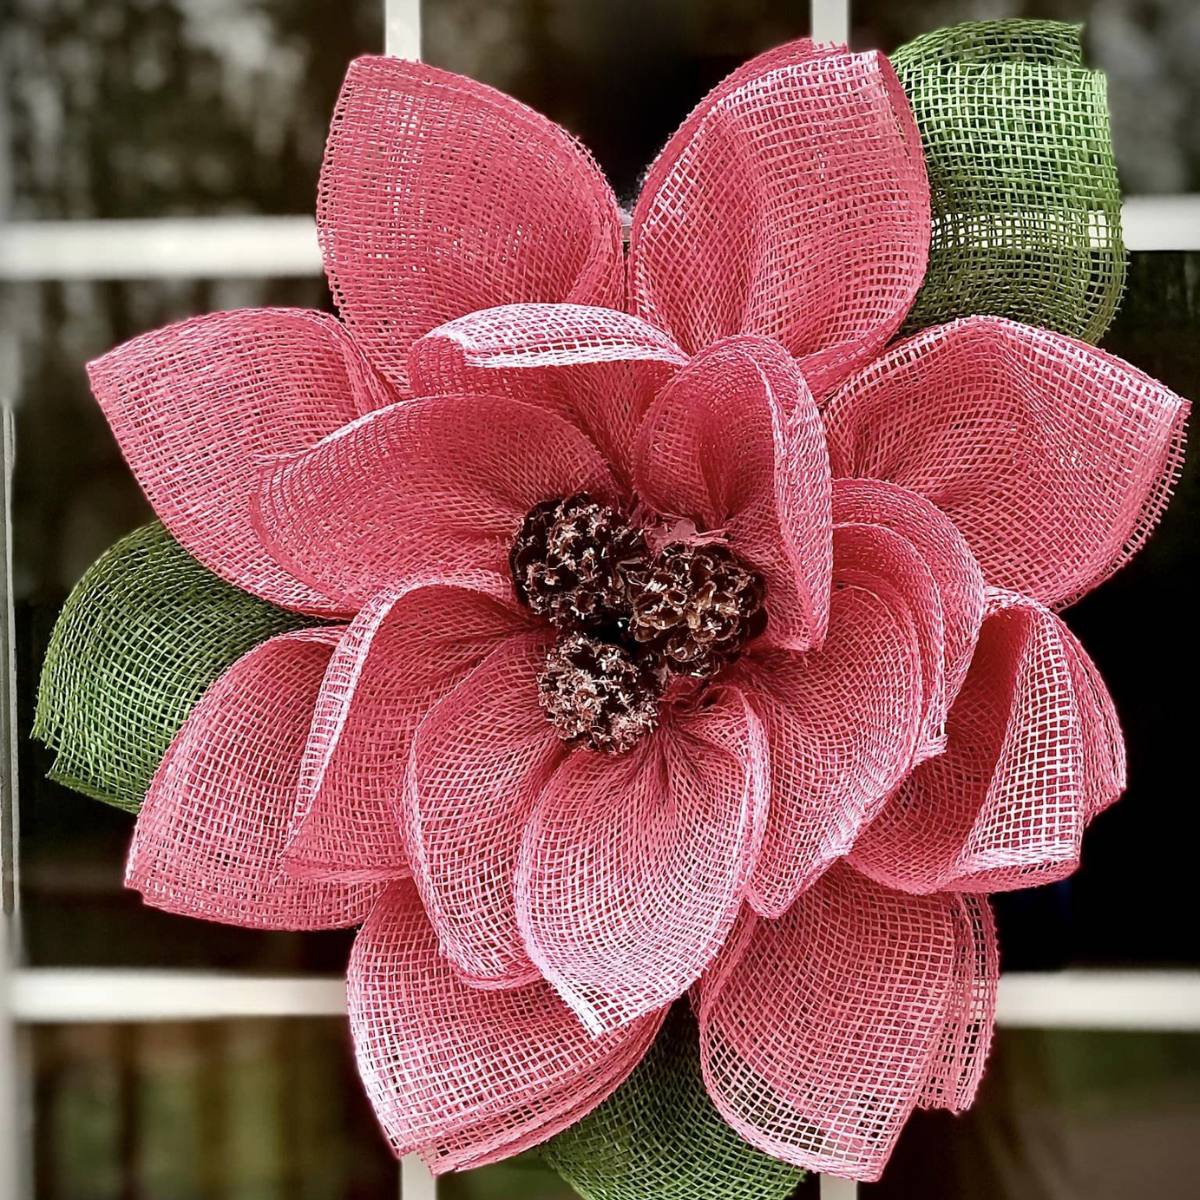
top-left (253, 394), bottom-right (617, 610)
top-left (630, 42), bottom-right (929, 396)
top-left (407, 631), bottom-right (561, 989)
top-left (850, 589), bottom-right (1125, 894)
top-left (517, 689), bottom-right (767, 1034)
top-left (409, 304), bottom-right (687, 487)
top-left (285, 577), bottom-right (525, 883)
top-left (319, 57), bottom-right (625, 392)
top-left (127, 628), bottom-right (383, 928)
top-left (696, 865), bottom-right (997, 1181)
top-left (632, 336), bottom-right (832, 652)
top-left (734, 526), bottom-right (927, 918)
top-left (89, 308), bottom-right (393, 614)
top-left (348, 881), bottom-right (664, 1172)
top-left (824, 315), bottom-right (1189, 609)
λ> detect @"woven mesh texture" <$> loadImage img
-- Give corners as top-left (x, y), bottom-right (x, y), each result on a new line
top-left (850, 589), bottom-right (1125, 895)
top-left (697, 865), bottom-right (997, 1182)
top-left (517, 689), bottom-right (767, 1035)
top-left (543, 1005), bottom-right (804, 1200)
top-left (631, 336), bottom-right (831, 651)
top-left (408, 303), bottom-right (686, 487)
top-left (319, 57), bottom-right (624, 393)
top-left (823, 316), bottom-right (1190, 610)
top-left (347, 881), bottom-right (664, 1173)
top-left (736, 525), bottom-right (927, 919)
top-left (287, 579), bottom-right (524, 885)
top-left (126, 627), bottom-right (384, 929)
top-left (893, 20), bottom-right (1125, 343)
top-left (254, 393), bottom-right (617, 612)
top-left (407, 630), bottom-right (560, 990)
top-left (34, 522), bottom-right (310, 813)
top-left (630, 40), bottom-right (928, 397)
top-left (87, 308), bottom-right (393, 614)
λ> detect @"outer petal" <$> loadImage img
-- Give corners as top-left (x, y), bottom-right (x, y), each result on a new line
top-left (34, 522), bottom-right (310, 812)
top-left (632, 336), bottom-right (832, 651)
top-left (543, 1005), bottom-right (805, 1200)
top-left (88, 308), bottom-right (392, 614)
top-left (126, 628), bottom-right (382, 929)
top-left (318, 57), bottom-right (624, 391)
top-left (254, 395), bottom-right (617, 610)
top-left (285, 576), bottom-right (525, 882)
top-left (739, 524), bottom-right (928, 918)
top-left (517, 688), bottom-right (768, 1034)
top-left (696, 865), bottom-right (995, 1181)
top-left (348, 881), bottom-right (664, 1173)
top-left (823, 316), bottom-right (1190, 608)
top-left (409, 303), bottom-right (687, 485)
top-left (832, 478), bottom-right (984, 713)
top-left (406, 631), bottom-right (563, 988)
top-left (629, 41), bottom-right (929, 395)
top-left (850, 590), bottom-right (1126, 894)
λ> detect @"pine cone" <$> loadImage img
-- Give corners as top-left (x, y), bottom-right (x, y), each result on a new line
top-left (626, 542), bottom-right (767, 678)
top-left (538, 633), bottom-right (663, 754)
top-left (509, 494), bottom-right (649, 633)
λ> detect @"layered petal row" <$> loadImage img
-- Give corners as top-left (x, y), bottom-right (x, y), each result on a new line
top-left (348, 881), bottom-right (663, 1173)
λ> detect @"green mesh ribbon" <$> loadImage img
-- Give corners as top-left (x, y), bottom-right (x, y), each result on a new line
top-left (894, 20), bottom-right (1126, 343)
top-left (543, 1006), bottom-right (804, 1200)
top-left (34, 522), bottom-right (311, 812)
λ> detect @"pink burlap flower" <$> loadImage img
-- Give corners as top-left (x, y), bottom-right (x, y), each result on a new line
top-left (79, 39), bottom-right (1187, 1183)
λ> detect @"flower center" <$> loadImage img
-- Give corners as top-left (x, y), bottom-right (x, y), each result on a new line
top-left (511, 496), bottom-right (768, 753)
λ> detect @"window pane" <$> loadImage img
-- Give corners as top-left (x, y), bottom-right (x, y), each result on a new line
top-left (851, 0), bottom-right (1200, 194)
top-left (863, 1029), bottom-right (1200, 1198)
top-left (4, 0), bottom-right (382, 219)
top-left (422, 0), bottom-right (811, 201)
top-left (29, 1017), bottom-right (395, 1199)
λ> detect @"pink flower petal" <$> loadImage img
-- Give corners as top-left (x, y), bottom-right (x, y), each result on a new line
top-left (629, 41), bottom-right (928, 395)
top-left (409, 303), bottom-right (687, 485)
top-left (823, 316), bottom-right (1190, 608)
top-left (318, 57), bottom-right (624, 391)
top-left (88, 309), bottom-right (392, 614)
top-left (126, 628), bottom-right (382, 929)
top-left (254, 395), bottom-right (617, 611)
top-left (406, 630), bottom-right (563, 988)
top-left (516, 688), bottom-right (768, 1034)
top-left (348, 880), bottom-right (664, 1172)
top-left (632, 336), bottom-right (832, 651)
top-left (285, 576), bottom-right (526, 883)
top-left (850, 590), bottom-right (1125, 894)
top-left (832, 478), bottom-right (985, 715)
top-left (918, 894), bottom-right (998, 1113)
top-left (739, 524), bottom-right (929, 918)
top-left (697, 864), bottom-right (994, 1181)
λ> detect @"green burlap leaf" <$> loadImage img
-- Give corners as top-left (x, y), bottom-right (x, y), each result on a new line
top-left (543, 1006), bottom-right (804, 1200)
top-left (894, 20), bottom-right (1126, 343)
top-left (34, 522), bottom-right (312, 812)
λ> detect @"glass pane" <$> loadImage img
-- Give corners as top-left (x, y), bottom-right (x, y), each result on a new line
top-left (863, 1029), bottom-right (1200, 1198)
top-left (4, 0), bottom-right (383, 219)
top-left (422, 0), bottom-right (811, 201)
top-left (28, 1017), bottom-right (395, 1199)
top-left (851, 0), bottom-right (1200, 194)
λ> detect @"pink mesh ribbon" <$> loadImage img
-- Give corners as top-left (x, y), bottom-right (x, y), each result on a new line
top-left (696, 866), bottom-right (997, 1181)
top-left (349, 881), bottom-right (663, 1172)
top-left (127, 628), bottom-right (383, 928)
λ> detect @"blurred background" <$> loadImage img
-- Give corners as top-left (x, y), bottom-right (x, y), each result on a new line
top-left (1, 1), bottom-right (1198, 1197)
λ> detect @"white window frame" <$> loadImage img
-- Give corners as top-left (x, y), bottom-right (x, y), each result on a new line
top-left (2, 2), bottom-right (1199, 1198)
